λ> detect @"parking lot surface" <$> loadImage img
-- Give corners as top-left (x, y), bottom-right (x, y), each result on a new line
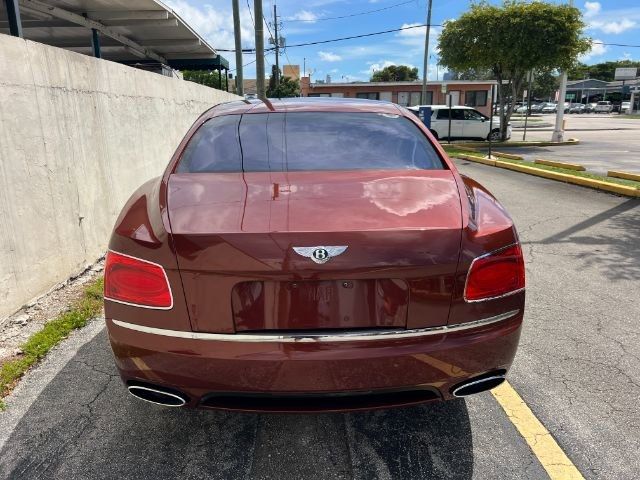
top-left (507, 114), bottom-right (640, 174)
top-left (1, 163), bottom-right (639, 479)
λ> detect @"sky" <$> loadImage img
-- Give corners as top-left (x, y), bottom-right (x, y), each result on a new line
top-left (165, 0), bottom-right (640, 82)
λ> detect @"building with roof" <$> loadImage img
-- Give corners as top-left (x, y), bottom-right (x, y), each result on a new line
top-left (566, 77), bottom-right (640, 104)
top-left (300, 78), bottom-right (498, 116)
top-left (1, 0), bottom-right (230, 84)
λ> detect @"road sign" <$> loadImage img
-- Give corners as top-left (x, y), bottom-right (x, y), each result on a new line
top-left (566, 93), bottom-right (576, 100)
top-left (614, 67), bottom-right (638, 80)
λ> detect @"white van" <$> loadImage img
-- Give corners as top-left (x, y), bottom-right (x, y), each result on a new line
top-left (594, 101), bottom-right (613, 113)
top-left (408, 105), bottom-right (511, 141)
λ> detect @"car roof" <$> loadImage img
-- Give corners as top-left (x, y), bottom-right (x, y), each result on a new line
top-left (202, 97), bottom-right (405, 119)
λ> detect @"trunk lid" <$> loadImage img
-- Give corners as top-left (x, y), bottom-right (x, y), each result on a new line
top-left (168, 170), bottom-right (462, 333)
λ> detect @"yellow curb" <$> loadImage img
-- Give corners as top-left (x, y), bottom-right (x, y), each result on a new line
top-left (446, 139), bottom-right (580, 148)
top-left (492, 381), bottom-right (585, 480)
top-left (608, 170), bottom-right (640, 182)
top-left (454, 153), bottom-right (496, 166)
top-left (494, 161), bottom-right (640, 197)
top-left (535, 158), bottom-right (585, 171)
top-left (492, 151), bottom-right (524, 160)
top-left (451, 155), bottom-right (640, 198)
top-left (447, 145), bottom-right (479, 152)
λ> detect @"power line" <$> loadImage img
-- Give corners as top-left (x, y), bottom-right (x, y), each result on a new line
top-left (592, 41), bottom-right (640, 48)
top-left (246, 0), bottom-right (254, 26)
top-left (216, 24), bottom-right (640, 54)
top-left (228, 57), bottom-right (257, 72)
top-left (217, 22), bottom-right (439, 52)
top-left (283, 0), bottom-right (417, 22)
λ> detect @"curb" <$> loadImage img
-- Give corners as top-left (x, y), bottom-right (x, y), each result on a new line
top-left (452, 155), bottom-right (640, 198)
top-left (444, 140), bottom-right (580, 148)
top-left (535, 158), bottom-right (585, 171)
top-left (493, 151), bottom-right (524, 160)
top-left (608, 170), bottom-right (640, 183)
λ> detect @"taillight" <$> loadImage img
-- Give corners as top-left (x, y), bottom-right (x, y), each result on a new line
top-left (464, 244), bottom-right (525, 302)
top-left (104, 251), bottom-right (173, 309)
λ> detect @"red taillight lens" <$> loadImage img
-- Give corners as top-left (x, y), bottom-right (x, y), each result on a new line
top-left (104, 251), bottom-right (172, 309)
top-left (464, 244), bottom-right (525, 302)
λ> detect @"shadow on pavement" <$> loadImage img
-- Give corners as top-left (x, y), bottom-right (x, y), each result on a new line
top-left (538, 198), bottom-right (640, 281)
top-left (0, 329), bottom-right (474, 480)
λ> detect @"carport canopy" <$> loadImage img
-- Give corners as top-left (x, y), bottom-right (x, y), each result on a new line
top-left (0, 0), bottom-right (229, 70)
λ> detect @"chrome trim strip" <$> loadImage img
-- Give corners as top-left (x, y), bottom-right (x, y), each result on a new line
top-left (111, 309), bottom-right (520, 343)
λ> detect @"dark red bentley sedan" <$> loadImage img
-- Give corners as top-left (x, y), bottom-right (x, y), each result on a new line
top-left (104, 98), bottom-right (525, 412)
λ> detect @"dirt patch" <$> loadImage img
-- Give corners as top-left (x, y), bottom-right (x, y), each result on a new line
top-left (0, 258), bottom-right (105, 364)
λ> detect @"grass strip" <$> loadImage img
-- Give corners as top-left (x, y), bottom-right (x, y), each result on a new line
top-left (0, 277), bottom-right (104, 410)
top-left (442, 146), bottom-right (640, 190)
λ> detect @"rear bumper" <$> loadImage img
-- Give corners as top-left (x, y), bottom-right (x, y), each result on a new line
top-left (106, 310), bottom-right (523, 412)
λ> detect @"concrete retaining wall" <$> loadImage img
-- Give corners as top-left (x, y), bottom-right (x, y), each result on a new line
top-left (0, 34), bottom-right (240, 320)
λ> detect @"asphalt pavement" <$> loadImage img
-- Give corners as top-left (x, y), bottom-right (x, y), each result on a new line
top-left (505, 113), bottom-right (640, 174)
top-left (1, 163), bottom-right (639, 479)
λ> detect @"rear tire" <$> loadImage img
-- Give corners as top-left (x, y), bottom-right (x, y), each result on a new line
top-left (487, 129), bottom-right (501, 142)
top-left (429, 129), bottom-right (439, 140)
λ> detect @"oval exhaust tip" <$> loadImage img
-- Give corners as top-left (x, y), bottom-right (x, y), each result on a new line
top-left (127, 385), bottom-right (187, 407)
top-left (452, 375), bottom-right (505, 398)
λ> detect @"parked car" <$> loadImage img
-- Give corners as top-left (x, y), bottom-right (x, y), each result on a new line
top-left (594, 101), bottom-right (614, 113)
top-left (541, 102), bottom-right (557, 113)
top-left (569, 103), bottom-right (586, 114)
top-left (529, 103), bottom-right (544, 113)
top-left (408, 105), bottom-right (512, 141)
top-left (104, 98), bottom-right (525, 411)
top-left (621, 101), bottom-right (631, 113)
top-left (585, 103), bottom-right (598, 113)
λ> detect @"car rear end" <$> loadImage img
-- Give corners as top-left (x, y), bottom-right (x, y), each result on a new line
top-left (104, 99), bottom-right (525, 412)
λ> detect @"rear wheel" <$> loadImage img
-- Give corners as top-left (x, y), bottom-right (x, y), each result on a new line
top-left (429, 129), bottom-right (439, 140)
top-left (487, 129), bottom-right (501, 142)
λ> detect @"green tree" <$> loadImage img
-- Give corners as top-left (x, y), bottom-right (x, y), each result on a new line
top-left (438, 1), bottom-right (590, 140)
top-left (449, 68), bottom-right (494, 81)
top-left (182, 70), bottom-right (226, 90)
top-left (371, 65), bottom-right (418, 82)
top-left (531, 70), bottom-right (559, 101)
top-left (267, 66), bottom-right (301, 98)
top-left (568, 60), bottom-right (640, 81)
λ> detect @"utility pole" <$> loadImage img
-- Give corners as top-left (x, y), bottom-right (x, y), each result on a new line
top-left (232, 0), bottom-right (243, 96)
top-left (552, 0), bottom-right (573, 142)
top-left (421, 0), bottom-right (433, 104)
top-left (254, 0), bottom-right (266, 99)
top-left (273, 3), bottom-right (280, 88)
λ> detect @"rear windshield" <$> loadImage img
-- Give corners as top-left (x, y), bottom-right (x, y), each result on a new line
top-left (176, 111), bottom-right (444, 173)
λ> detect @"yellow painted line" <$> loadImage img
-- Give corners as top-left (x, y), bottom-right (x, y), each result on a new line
top-left (492, 381), bottom-right (585, 480)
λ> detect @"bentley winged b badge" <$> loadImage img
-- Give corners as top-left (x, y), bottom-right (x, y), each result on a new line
top-left (293, 246), bottom-right (348, 264)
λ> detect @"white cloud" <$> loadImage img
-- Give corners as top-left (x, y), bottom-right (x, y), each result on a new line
top-left (583, 2), bottom-right (639, 34)
top-left (285, 10), bottom-right (320, 23)
top-left (598, 19), bottom-right (636, 34)
top-left (580, 39), bottom-right (608, 61)
top-left (398, 22), bottom-right (426, 38)
top-left (318, 51), bottom-right (342, 62)
top-left (166, 0), bottom-right (255, 51)
top-left (584, 1), bottom-right (601, 17)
